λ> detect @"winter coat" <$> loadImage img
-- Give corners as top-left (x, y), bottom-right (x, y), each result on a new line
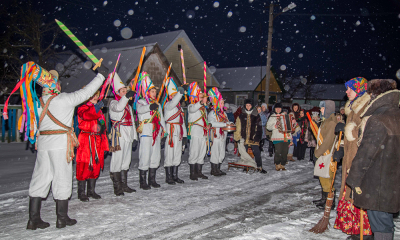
top-left (259, 110), bottom-right (268, 139)
top-left (234, 108), bottom-right (262, 145)
top-left (314, 113), bottom-right (338, 158)
top-left (266, 113), bottom-right (292, 143)
top-left (339, 93), bottom-right (371, 201)
top-left (297, 116), bottom-right (309, 144)
top-left (76, 102), bottom-right (109, 169)
top-left (346, 89), bottom-right (400, 213)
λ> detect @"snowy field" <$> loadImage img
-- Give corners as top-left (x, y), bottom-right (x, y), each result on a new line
top-left (0, 142), bottom-right (399, 240)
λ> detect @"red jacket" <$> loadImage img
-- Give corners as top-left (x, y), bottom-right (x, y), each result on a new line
top-left (76, 102), bottom-right (109, 169)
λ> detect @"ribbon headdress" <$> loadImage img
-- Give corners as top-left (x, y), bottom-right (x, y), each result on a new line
top-left (188, 82), bottom-right (203, 104)
top-left (2, 61), bottom-right (58, 144)
top-left (133, 72), bottom-right (156, 111)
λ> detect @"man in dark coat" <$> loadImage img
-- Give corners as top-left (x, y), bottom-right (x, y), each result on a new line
top-left (347, 79), bottom-right (400, 240)
top-left (234, 99), bottom-right (266, 173)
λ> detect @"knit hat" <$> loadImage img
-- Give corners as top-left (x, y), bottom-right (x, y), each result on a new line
top-left (345, 77), bottom-right (368, 98)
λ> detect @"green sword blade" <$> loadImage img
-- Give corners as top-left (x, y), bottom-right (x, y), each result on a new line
top-left (55, 19), bottom-right (99, 64)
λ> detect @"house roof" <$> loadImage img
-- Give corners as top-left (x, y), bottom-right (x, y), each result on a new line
top-left (61, 44), bottom-right (155, 93)
top-left (214, 66), bottom-right (267, 92)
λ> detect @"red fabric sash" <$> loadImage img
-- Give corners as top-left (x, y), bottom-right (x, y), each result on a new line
top-left (166, 106), bottom-right (184, 147)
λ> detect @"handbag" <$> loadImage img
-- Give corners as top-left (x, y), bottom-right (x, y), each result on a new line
top-left (314, 127), bottom-right (337, 178)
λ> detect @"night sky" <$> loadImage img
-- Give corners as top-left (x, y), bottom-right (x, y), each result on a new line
top-left (2, 0), bottom-right (400, 84)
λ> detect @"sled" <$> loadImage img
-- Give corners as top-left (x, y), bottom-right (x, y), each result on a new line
top-left (227, 162), bottom-right (257, 173)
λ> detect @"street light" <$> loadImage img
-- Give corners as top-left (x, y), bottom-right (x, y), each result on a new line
top-left (264, 2), bottom-right (296, 105)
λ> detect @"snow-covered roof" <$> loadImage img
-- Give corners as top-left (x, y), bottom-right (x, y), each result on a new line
top-left (214, 66), bottom-right (267, 92)
top-left (284, 84), bottom-right (347, 100)
top-left (61, 44), bottom-right (155, 93)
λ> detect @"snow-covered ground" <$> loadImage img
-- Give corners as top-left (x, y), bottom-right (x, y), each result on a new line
top-left (0, 142), bottom-right (399, 239)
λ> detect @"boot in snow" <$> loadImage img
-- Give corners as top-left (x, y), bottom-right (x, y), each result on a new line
top-left (27, 197), bottom-right (50, 230)
top-left (275, 164), bottom-right (281, 171)
top-left (139, 170), bottom-right (151, 190)
top-left (87, 178), bottom-right (101, 199)
top-left (110, 172), bottom-right (124, 196)
top-left (148, 168), bottom-right (161, 188)
top-left (77, 180), bottom-right (89, 202)
top-left (55, 200), bottom-right (77, 228)
top-left (121, 170), bottom-right (136, 193)
top-left (315, 191), bottom-right (328, 209)
top-left (190, 164), bottom-right (199, 180)
top-left (312, 190), bottom-right (324, 204)
top-left (165, 167), bottom-right (176, 185)
top-left (196, 164), bottom-right (208, 179)
top-left (279, 164), bottom-right (287, 171)
top-left (171, 166), bottom-right (184, 183)
top-left (217, 163), bottom-right (227, 175)
top-left (210, 163), bottom-right (222, 176)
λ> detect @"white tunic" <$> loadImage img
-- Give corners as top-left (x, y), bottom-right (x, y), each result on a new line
top-left (136, 99), bottom-right (166, 137)
top-left (188, 101), bottom-right (207, 138)
top-left (109, 96), bottom-right (138, 143)
top-left (163, 92), bottom-right (187, 138)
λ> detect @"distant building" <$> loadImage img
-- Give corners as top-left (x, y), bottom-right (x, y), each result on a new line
top-left (214, 66), bottom-right (282, 106)
top-left (59, 30), bottom-right (219, 93)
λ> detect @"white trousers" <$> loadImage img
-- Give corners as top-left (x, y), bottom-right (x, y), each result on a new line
top-left (139, 136), bottom-right (161, 170)
top-left (188, 136), bottom-right (207, 164)
top-left (210, 136), bottom-right (226, 164)
top-left (29, 148), bottom-right (72, 200)
top-left (164, 134), bottom-right (182, 167)
top-left (110, 139), bottom-right (132, 172)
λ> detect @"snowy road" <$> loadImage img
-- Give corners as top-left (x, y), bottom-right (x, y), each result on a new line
top-left (0, 142), bottom-right (399, 239)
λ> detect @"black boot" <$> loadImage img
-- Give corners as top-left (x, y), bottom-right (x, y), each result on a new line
top-left (27, 197), bottom-right (50, 230)
top-left (148, 168), bottom-right (161, 188)
top-left (139, 170), bottom-right (151, 190)
top-left (77, 180), bottom-right (89, 202)
top-left (315, 191), bottom-right (329, 209)
top-left (210, 163), bottom-right (222, 176)
top-left (110, 172), bottom-right (124, 196)
top-left (218, 163), bottom-right (227, 175)
top-left (121, 170), bottom-right (136, 193)
top-left (312, 190), bottom-right (325, 204)
top-left (165, 167), bottom-right (176, 185)
top-left (189, 164), bottom-right (199, 180)
top-left (55, 200), bottom-right (77, 228)
top-left (172, 166), bottom-right (184, 183)
top-left (196, 164), bottom-right (208, 179)
top-left (87, 178), bottom-right (101, 199)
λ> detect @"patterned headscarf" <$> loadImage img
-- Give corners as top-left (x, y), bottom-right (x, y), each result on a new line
top-left (345, 77), bottom-right (368, 104)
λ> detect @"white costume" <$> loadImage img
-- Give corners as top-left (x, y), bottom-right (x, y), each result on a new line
top-left (188, 101), bottom-right (208, 165)
top-left (163, 81), bottom-right (186, 167)
top-left (207, 110), bottom-right (228, 164)
top-left (109, 73), bottom-right (138, 172)
top-left (29, 73), bottom-right (105, 200)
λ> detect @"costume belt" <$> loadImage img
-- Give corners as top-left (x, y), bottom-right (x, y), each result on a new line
top-left (81, 131), bottom-right (100, 169)
top-left (39, 95), bottom-right (79, 163)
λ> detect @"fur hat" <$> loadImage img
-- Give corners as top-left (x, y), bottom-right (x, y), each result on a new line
top-left (244, 98), bottom-right (253, 107)
top-left (367, 79), bottom-right (397, 99)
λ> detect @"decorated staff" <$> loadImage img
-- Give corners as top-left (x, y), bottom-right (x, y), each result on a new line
top-left (207, 87), bottom-right (231, 176)
top-left (103, 53), bottom-right (121, 100)
top-left (129, 46), bottom-right (146, 91)
top-left (3, 61), bottom-right (109, 230)
top-left (135, 73), bottom-right (166, 190)
top-left (156, 63), bottom-right (172, 103)
top-left (108, 73), bottom-right (138, 196)
top-left (163, 77), bottom-right (187, 184)
top-left (55, 19), bottom-right (103, 70)
top-left (187, 82), bottom-right (209, 180)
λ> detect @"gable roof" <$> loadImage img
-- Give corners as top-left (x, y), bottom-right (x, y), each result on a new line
top-left (214, 66), bottom-right (266, 92)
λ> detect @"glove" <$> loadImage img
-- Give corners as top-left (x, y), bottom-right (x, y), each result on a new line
top-left (125, 91), bottom-right (135, 99)
top-left (97, 65), bottom-right (109, 78)
top-left (335, 122), bottom-right (345, 134)
top-left (182, 137), bottom-right (187, 146)
top-left (178, 87), bottom-right (185, 95)
top-left (333, 147), bottom-right (344, 162)
top-left (94, 101), bottom-right (104, 113)
top-left (181, 84), bottom-right (189, 92)
top-left (161, 136), bottom-right (167, 146)
top-left (150, 103), bottom-right (159, 111)
top-left (132, 140), bottom-right (138, 149)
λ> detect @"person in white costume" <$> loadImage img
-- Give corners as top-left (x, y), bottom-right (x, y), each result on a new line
top-left (187, 82), bottom-right (209, 180)
top-left (108, 73), bottom-right (138, 196)
top-left (135, 72), bottom-right (166, 190)
top-left (23, 64), bottom-right (108, 229)
top-left (207, 87), bottom-right (232, 176)
top-left (163, 77), bottom-right (187, 184)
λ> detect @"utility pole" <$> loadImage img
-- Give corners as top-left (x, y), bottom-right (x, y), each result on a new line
top-left (264, 3), bottom-right (274, 105)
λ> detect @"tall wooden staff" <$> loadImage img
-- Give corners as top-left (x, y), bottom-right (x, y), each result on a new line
top-left (128, 46), bottom-right (146, 93)
top-left (156, 63), bottom-right (172, 103)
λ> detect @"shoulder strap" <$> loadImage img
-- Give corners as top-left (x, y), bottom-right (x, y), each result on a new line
top-left (39, 95), bottom-right (57, 127)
